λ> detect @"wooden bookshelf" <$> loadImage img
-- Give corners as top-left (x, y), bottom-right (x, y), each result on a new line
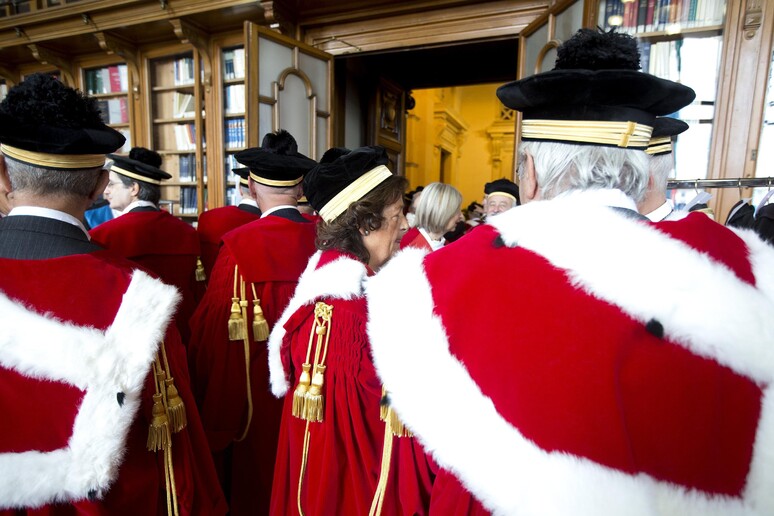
top-left (148, 51), bottom-right (205, 218)
top-left (82, 63), bottom-right (131, 153)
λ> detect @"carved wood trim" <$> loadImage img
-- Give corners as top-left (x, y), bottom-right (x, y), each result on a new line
top-left (0, 65), bottom-right (20, 87)
top-left (743, 0), bottom-right (762, 40)
top-left (94, 32), bottom-right (141, 99)
top-left (170, 18), bottom-right (212, 93)
top-left (27, 43), bottom-right (75, 86)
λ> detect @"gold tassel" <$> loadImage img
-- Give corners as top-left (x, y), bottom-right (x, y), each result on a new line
top-left (251, 284), bottom-right (270, 342)
top-left (195, 257), bottom-right (206, 282)
top-left (148, 392), bottom-right (171, 452)
top-left (304, 365), bottom-right (326, 422)
top-left (292, 363), bottom-right (312, 418)
top-left (164, 378), bottom-right (187, 433)
top-left (228, 297), bottom-right (247, 340)
top-left (388, 409), bottom-right (412, 438)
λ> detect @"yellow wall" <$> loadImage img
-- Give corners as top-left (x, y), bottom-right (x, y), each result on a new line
top-left (405, 84), bottom-right (515, 207)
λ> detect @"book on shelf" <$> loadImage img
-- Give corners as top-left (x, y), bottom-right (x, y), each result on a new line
top-left (601, 0), bottom-right (725, 32)
top-left (85, 65), bottom-right (128, 95)
top-left (179, 186), bottom-right (198, 215)
top-left (174, 123), bottom-right (197, 151)
top-left (222, 48), bottom-right (245, 80)
top-left (96, 97), bottom-right (129, 125)
top-left (224, 84), bottom-right (245, 114)
top-left (178, 154), bottom-right (197, 182)
top-left (173, 91), bottom-right (196, 119)
top-left (224, 118), bottom-right (245, 149)
top-left (174, 57), bottom-right (195, 86)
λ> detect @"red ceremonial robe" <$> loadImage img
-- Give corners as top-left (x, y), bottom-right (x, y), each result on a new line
top-left (400, 227), bottom-right (432, 252)
top-left (367, 192), bottom-right (774, 515)
top-left (188, 213), bottom-right (317, 516)
top-left (90, 209), bottom-right (202, 344)
top-left (268, 250), bottom-right (434, 516)
top-left (197, 204), bottom-right (261, 279)
top-left (0, 252), bottom-right (226, 515)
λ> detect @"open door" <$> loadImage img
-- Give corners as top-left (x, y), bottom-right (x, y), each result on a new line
top-left (372, 77), bottom-right (405, 175)
top-left (244, 22), bottom-right (333, 160)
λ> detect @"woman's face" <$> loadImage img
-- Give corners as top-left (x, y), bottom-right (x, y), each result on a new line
top-left (362, 197), bottom-right (408, 271)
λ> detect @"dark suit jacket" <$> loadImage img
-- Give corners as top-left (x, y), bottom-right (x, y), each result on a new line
top-left (0, 215), bottom-right (102, 259)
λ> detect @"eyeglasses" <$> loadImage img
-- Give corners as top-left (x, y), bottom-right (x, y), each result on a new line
top-left (106, 181), bottom-right (125, 189)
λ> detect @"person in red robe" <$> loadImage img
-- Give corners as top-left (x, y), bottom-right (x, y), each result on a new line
top-left (366, 29), bottom-right (774, 515)
top-left (188, 130), bottom-right (318, 515)
top-left (268, 146), bottom-right (434, 516)
top-left (196, 167), bottom-right (261, 279)
top-left (0, 72), bottom-right (225, 516)
top-left (89, 148), bottom-right (203, 344)
top-left (400, 182), bottom-right (462, 252)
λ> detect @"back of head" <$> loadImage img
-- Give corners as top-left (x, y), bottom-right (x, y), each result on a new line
top-left (498, 29), bottom-right (695, 202)
top-left (415, 182), bottom-right (462, 235)
top-left (0, 73), bottom-right (125, 198)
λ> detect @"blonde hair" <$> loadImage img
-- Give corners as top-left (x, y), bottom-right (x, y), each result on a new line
top-left (415, 182), bottom-right (463, 235)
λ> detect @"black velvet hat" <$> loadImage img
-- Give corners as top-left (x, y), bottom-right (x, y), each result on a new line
top-left (233, 166), bottom-right (250, 187)
top-left (108, 147), bottom-right (171, 185)
top-left (646, 117), bottom-right (689, 156)
top-left (496, 29), bottom-right (696, 149)
top-left (303, 146), bottom-right (393, 222)
top-left (0, 73), bottom-right (125, 169)
top-left (484, 178), bottom-right (520, 204)
top-left (235, 130), bottom-right (316, 187)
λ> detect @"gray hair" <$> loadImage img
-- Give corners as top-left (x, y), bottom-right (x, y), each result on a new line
top-left (518, 141), bottom-right (650, 202)
top-left (649, 153), bottom-right (674, 193)
top-left (115, 173), bottom-right (161, 205)
top-left (6, 156), bottom-right (103, 197)
top-left (415, 182), bottom-right (463, 235)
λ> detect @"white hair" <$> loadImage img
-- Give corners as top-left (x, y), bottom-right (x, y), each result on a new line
top-left (649, 153), bottom-right (674, 193)
top-left (518, 141), bottom-right (650, 202)
top-left (415, 182), bottom-right (463, 235)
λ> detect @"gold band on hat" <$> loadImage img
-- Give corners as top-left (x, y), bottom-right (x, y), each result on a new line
top-left (0, 144), bottom-right (106, 169)
top-left (248, 171), bottom-right (303, 187)
top-left (486, 191), bottom-right (517, 202)
top-left (239, 177), bottom-right (250, 187)
top-left (112, 164), bottom-right (163, 185)
top-left (522, 120), bottom-right (653, 148)
top-left (645, 136), bottom-right (672, 155)
top-left (319, 165), bottom-right (392, 223)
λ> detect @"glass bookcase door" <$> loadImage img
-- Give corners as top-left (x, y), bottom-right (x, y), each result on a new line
top-left (752, 50), bottom-right (774, 207)
top-left (83, 63), bottom-right (131, 153)
top-left (222, 45), bottom-right (246, 207)
top-left (149, 52), bottom-right (203, 218)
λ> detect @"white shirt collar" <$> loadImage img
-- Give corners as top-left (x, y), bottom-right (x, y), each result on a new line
top-left (261, 205), bottom-right (297, 218)
top-left (418, 227), bottom-right (445, 251)
top-left (644, 199), bottom-right (674, 222)
top-left (121, 200), bottom-right (157, 215)
top-left (8, 206), bottom-right (90, 238)
top-left (239, 198), bottom-right (259, 209)
top-left (553, 188), bottom-right (638, 211)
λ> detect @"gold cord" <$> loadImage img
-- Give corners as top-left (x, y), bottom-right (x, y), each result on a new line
top-left (297, 420), bottom-right (312, 516)
top-left (368, 415), bottom-right (395, 516)
top-left (235, 276), bottom-right (254, 442)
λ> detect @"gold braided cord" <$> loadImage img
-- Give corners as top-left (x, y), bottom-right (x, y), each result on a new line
top-left (318, 165), bottom-right (393, 222)
top-left (297, 421), bottom-right (312, 516)
top-left (0, 143), bottom-right (106, 169)
top-left (368, 416), bottom-right (395, 516)
top-left (235, 275), bottom-right (254, 442)
top-left (522, 119), bottom-right (653, 148)
top-left (248, 171), bottom-right (303, 187)
top-left (645, 136), bottom-right (673, 155)
top-left (112, 165), bottom-right (163, 185)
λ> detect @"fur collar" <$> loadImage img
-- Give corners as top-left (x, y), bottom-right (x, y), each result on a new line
top-left (0, 271), bottom-right (178, 508)
top-left (268, 251), bottom-right (367, 396)
top-left (367, 199), bottom-right (774, 515)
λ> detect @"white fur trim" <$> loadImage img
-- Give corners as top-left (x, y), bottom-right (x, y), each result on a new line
top-left (268, 252), bottom-right (367, 397)
top-left (0, 271), bottom-right (179, 508)
top-left (368, 202), bottom-right (774, 515)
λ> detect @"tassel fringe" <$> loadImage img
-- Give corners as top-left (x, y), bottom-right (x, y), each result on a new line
top-left (291, 302), bottom-right (333, 423)
top-left (148, 392), bottom-right (171, 452)
top-left (252, 296), bottom-right (270, 342)
top-left (228, 298), bottom-right (246, 341)
top-left (292, 363), bottom-right (312, 418)
top-left (195, 257), bottom-right (206, 282)
top-left (164, 378), bottom-right (187, 433)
